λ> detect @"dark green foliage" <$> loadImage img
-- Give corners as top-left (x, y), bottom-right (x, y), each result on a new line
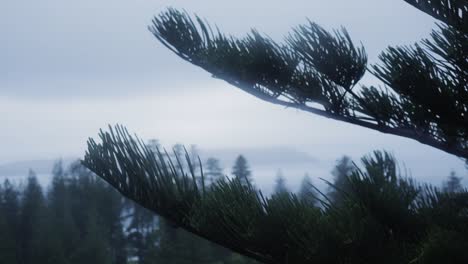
top-left (19, 172), bottom-right (49, 264)
top-left (156, 218), bottom-right (236, 264)
top-left (287, 21), bottom-right (367, 95)
top-left (125, 201), bottom-right (158, 263)
top-left (83, 126), bottom-right (468, 263)
top-left (0, 180), bottom-right (20, 263)
top-left (403, 0), bottom-right (467, 32)
top-left (69, 162), bottom-right (129, 264)
top-left (0, 158), bottom-right (257, 264)
top-left (370, 24), bottom-right (467, 148)
top-left (148, 3), bottom-right (467, 158)
top-left (0, 164), bottom-right (126, 264)
top-left (46, 161), bottom-right (80, 262)
top-left (416, 227), bottom-right (468, 263)
top-left (72, 207), bottom-right (112, 264)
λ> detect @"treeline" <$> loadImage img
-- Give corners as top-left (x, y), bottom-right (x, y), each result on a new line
top-left (0, 159), bottom-right (257, 264)
top-left (0, 152), bottom-right (463, 264)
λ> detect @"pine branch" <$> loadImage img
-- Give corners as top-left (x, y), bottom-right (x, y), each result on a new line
top-left (403, 0), bottom-right (467, 32)
top-left (148, 8), bottom-right (467, 159)
top-left (83, 125), bottom-right (468, 264)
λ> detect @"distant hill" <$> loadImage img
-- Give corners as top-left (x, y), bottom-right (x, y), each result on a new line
top-left (0, 147), bottom-right (322, 191)
top-left (200, 146), bottom-right (318, 167)
top-left (0, 147), bottom-right (464, 194)
top-left (0, 158), bottom-right (76, 177)
top-left (0, 147), bottom-right (317, 177)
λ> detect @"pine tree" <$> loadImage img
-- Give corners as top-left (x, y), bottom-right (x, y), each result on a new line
top-left (297, 174), bottom-right (317, 207)
top-left (156, 218), bottom-right (226, 264)
top-left (83, 1), bottom-right (468, 263)
top-left (72, 207), bottom-right (112, 264)
top-left (232, 155), bottom-right (253, 186)
top-left (329, 155), bottom-right (355, 204)
top-left (443, 170), bottom-right (464, 193)
top-left (148, 1), bottom-right (467, 159)
top-left (84, 126), bottom-right (468, 263)
top-left (45, 161), bottom-right (80, 264)
top-left (205, 157), bottom-right (224, 184)
top-left (0, 180), bottom-right (20, 264)
top-left (100, 185), bottom-right (128, 264)
top-left (273, 170), bottom-right (288, 194)
top-left (126, 202), bottom-right (159, 264)
top-left (171, 143), bottom-right (203, 183)
top-left (19, 171), bottom-right (48, 264)
top-left (67, 161), bottom-right (128, 264)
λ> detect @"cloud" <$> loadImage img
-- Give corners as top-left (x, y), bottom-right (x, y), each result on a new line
top-left (2, 0), bottom-right (435, 99)
top-left (3, 0), bottom-right (462, 187)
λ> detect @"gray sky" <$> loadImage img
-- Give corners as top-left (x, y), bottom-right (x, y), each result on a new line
top-left (2, 0), bottom-right (466, 183)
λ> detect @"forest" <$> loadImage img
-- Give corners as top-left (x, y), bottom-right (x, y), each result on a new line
top-left (0, 154), bottom-right (260, 264)
top-left (0, 149), bottom-right (462, 264)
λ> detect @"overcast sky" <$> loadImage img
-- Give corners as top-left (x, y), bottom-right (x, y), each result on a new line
top-left (2, 0), bottom-right (466, 183)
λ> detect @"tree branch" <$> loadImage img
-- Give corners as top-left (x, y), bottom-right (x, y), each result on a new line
top-left (217, 76), bottom-right (467, 159)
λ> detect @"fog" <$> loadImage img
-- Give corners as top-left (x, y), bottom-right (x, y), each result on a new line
top-left (2, 0), bottom-right (466, 188)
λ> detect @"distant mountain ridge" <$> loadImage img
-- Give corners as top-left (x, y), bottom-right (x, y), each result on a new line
top-left (200, 146), bottom-right (318, 167)
top-left (0, 147), bottom-right (318, 178)
top-left (0, 158), bottom-right (76, 177)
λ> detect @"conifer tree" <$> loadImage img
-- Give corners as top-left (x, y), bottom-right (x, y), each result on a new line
top-left (443, 170), bottom-right (464, 193)
top-left (19, 172), bottom-right (48, 264)
top-left (84, 131), bottom-right (468, 263)
top-left (67, 161), bottom-right (128, 264)
top-left (0, 180), bottom-right (20, 264)
top-left (297, 174), bottom-right (317, 207)
top-left (72, 207), bottom-right (112, 264)
top-left (126, 203), bottom-right (158, 264)
top-left (148, 0), bottom-right (467, 159)
top-left (329, 155), bottom-right (355, 204)
top-left (83, 1), bottom-right (468, 263)
top-left (205, 157), bottom-right (224, 184)
top-left (232, 155), bottom-right (253, 186)
top-left (45, 161), bottom-right (80, 263)
top-left (273, 170), bottom-right (288, 194)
